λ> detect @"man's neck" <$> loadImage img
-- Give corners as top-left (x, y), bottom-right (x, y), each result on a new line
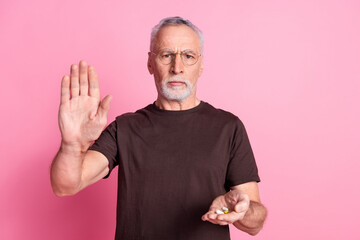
top-left (155, 96), bottom-right (201, 111)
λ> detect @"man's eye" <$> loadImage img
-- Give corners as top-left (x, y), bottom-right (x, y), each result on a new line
top-left (185, 54), bottom-right (195, 59)
top-left (161, 53), bottom-right (173, 59)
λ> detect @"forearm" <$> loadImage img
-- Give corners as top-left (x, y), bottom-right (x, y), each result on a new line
top-left (233, 200), bottom-right (267, 235)
top-left (50, 143), bottom-right (86, 196)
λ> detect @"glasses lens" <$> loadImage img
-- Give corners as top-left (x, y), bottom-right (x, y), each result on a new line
top-left (156, 50), bottom-right (200, 65)
top-left (181, 51), bottom-right (198, 65)
top-left (158, 51), bottom-right (173, 65)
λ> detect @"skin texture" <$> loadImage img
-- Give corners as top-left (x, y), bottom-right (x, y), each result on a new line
top-left (147, 25), bottom-right (203, 111)
top-left (51, 61), bottom-right (110, 196)
top-left (201, 182), bottom-right (267, 235)
top-left (51, 24), bottom-right (267, 236)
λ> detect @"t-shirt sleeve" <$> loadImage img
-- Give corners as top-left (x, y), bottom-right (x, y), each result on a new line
top-left (88, 120), bottom-right (119, 178)
top-left (225, 117), bottom-right (260, 189)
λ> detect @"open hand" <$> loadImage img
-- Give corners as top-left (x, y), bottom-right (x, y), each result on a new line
top-left (58, 60), bottom-right (112, 151)
top-left (201, 189), bottom-right (250, 226)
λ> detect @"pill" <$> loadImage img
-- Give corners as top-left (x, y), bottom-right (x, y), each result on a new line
top-left (222, 207), bottom-right (229, 211)
top-left (224, 210), bottom-right (229, 214)
top-left (216, 210), bottom-right (224, 214)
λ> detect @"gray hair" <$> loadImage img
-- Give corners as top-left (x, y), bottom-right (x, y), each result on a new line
top-left (150, 16), bottom-right (204, 53)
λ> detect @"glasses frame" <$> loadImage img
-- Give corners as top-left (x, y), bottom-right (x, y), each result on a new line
top-left (150, 49), bottom-right (202, 66)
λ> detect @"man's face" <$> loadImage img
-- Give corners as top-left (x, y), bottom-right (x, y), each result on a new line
top-left (147, 25), bottom-right (203, 102)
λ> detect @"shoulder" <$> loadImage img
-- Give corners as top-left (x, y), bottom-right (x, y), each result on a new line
top-left (201, 101), bottom-right (244, 127)
top-left (114, 104), bottom-right (152, 121)
top-left (111, 104), bottom-right (153, 129)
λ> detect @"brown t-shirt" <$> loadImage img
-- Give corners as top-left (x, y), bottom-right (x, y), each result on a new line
top-left (89, 101), bottom-right (260, 240)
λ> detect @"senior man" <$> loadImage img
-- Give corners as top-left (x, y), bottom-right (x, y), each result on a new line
top-left (51, 17), bottom-right (267, 239)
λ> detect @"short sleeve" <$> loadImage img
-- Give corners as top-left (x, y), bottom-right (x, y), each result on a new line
top-left (88, 120), bottom-right (119, 178)
top-left (225, 118), bottom-right (260, 190)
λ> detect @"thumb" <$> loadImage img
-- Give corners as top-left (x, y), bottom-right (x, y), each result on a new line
top-left (234, 202), bottom-right (242, 213)
top-left (234, 193), bottom-right (250, 213)
top-left (226, 190), bottom-right (241, 204)
top-left (98, 94), bottom-right (112, 117)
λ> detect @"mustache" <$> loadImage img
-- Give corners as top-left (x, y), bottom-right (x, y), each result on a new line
top-left (164, 76), bottom-right (190, 85)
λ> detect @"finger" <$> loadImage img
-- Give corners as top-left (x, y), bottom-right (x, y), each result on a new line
top-left (88, 65), bottom-right (100, 99)
top-left (212, 216), bottom-right (232, 226)
top-left (215, 211), bottom-right (238, 225)
top-left (79, 60), bottom-right (88, 96)
top-left (204, 216), bottom-right (218, 225)
top-left (70, 64), bottom-right (79, 98)
top-left (202, 212), bottom-right (233, 226)
top-left (202, 213), bottom-right (224, 225)
top-left (202, 211), bottom-right (215, 221)
top-left (60, 75), bottom-right (70, 104)
top-left (201, 213), bottom-right (209, 221)
top-left (217, 211), bottom-right (244, 223)
top-left (208, 212), bottom-right (219, 220)
top-left (95, 94), bottom-right (112, 120)
top-left (217, 220), bottom-right (231, 226)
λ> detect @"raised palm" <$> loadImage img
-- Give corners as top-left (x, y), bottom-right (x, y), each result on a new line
top-left (58, 61), bottom-right (112, 151)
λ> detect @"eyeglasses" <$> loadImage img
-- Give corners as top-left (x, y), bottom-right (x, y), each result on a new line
top-left (150, 49), bottom-right (201, 66)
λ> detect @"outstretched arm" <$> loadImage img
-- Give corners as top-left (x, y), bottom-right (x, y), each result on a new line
top-left (50, 60), bottom-right (112, 197)
top-left (202, 182), bottom-right (267, 235)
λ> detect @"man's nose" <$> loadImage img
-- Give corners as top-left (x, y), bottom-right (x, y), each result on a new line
top-left (171, 53), bottom-right (184, 74)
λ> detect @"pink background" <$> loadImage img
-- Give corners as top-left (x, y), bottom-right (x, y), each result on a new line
top-left (1, 0), bottom-right (359, 239)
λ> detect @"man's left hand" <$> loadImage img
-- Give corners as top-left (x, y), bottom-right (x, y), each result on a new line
top-left (201, 189), bottom-right (250, 225)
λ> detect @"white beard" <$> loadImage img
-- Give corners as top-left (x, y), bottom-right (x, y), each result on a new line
top-left (159, 76), bottom-right (196, 102)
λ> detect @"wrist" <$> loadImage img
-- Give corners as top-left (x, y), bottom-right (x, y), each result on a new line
top-left (60, 141), bottom-right (88, 155)
top-left (233, 201), bottom-right (267, 235)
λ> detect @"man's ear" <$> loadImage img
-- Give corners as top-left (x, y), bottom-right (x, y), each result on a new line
top-left (198, 60), bottom-right (204, 77)
top-left (147, 52), bottom-right (153, 75)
